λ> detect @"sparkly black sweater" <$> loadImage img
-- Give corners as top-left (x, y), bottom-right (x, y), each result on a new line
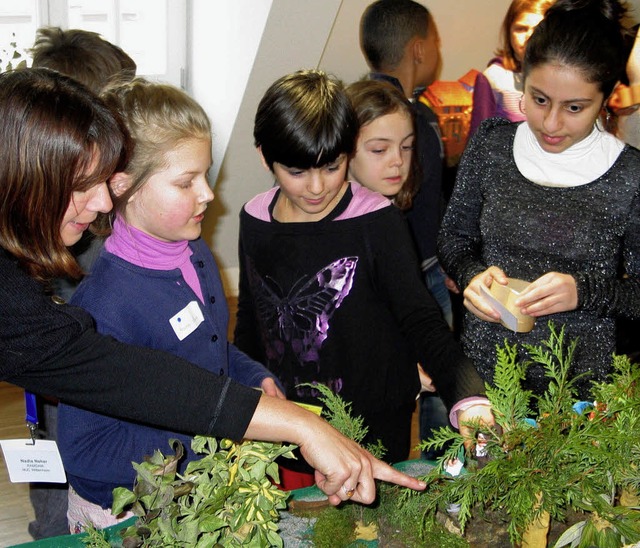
top-left (438, 118), bottom-right (640, 397)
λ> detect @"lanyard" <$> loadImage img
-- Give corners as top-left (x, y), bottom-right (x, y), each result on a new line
top-left (24, 391), bottom-right (38, 445)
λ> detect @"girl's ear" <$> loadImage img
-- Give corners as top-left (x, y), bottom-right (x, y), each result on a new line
top-left (256, 146), bottom-right (273, 173)
top-left (109, 172), bottom-right (133, 198)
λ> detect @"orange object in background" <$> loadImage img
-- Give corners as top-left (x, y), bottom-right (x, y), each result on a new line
top-left (420, 69), bottom-right (479, 167)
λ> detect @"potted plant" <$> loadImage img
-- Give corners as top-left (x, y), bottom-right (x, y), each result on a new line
top-left (289, 324), bottom-right (640, 547)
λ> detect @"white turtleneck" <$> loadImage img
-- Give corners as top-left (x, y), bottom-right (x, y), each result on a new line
top-left (513, 122), bottom-right (625, 187)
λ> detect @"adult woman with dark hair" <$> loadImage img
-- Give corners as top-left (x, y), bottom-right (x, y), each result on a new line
top-left (0, 67), bottom-right (425, 506)
top-left (469, 0), bottom-right (554, 136)
top-left (439, 0), bottom-right (640, 398)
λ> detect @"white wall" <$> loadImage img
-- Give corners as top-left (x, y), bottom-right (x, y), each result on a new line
top-left (190, 0), bottom-right (342, 294)
top-left (190, 0), bottom-right (272, 183)
top-left (190, 0), bottom-right (640, 295)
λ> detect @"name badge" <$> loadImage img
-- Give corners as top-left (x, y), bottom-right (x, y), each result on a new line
top-left (169, 300), bottom-right (204, 341)
top-left (0, 439), bottom-right (66, 483)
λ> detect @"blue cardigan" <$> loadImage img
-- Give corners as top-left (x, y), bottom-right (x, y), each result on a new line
top-left (57, 238), bottom-right (277, 508)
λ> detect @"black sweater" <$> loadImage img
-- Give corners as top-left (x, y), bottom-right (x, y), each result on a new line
top-left (1, 249), bottom-right (260, 440)
top-left (235, 185), bottom-right (485, 460)
top-left (439, 119), bottom-right (640, 396)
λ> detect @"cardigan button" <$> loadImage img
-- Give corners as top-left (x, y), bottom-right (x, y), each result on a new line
top-left (209, 296), bottom-right (216, 304)
top-left (211, 334), bottom-right (218, 342)
top-left (197, 261), bottom-right (204, 268)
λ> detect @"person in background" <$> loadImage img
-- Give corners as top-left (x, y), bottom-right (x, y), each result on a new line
top-left (234, 69), bottom-right (493, 489)
top-left (469, 0), bottom-right (554, 137)
top-left (608, 25), bottom-right (640, 150)
top-left (0, 68), bottom-right (427, 518)
top-left (438, 0), bottom-right (640, 400)
top-left (23, 28), bottom-right (137, 539)
top-left (605, 24), bottom-right (640, 363)
top-left (345, 79), bottom-right (418, 211)
top-left (31, 27), bottom-right (136, 95)
top-left (359, 0), bottom-right (452, 461)
top-left (31, 27), bottom-right (137, 301)
top-left (57, 79), bottom-right (284, 532)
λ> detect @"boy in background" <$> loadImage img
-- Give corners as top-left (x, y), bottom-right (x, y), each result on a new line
top-left (360, 0), bottom-right (450, 459)
top-left (32, 27), bottom-right (137, 302)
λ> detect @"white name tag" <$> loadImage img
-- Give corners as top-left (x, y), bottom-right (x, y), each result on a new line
top-left (169, 300), bottom-right (204, 341)
top-left (0, 439), bottom-right (67, 483)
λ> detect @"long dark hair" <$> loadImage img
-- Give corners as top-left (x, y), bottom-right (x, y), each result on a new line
top-left (523, 0), bottom-right (629, 98)
top-left (0, 68), bottom-right (130, 282)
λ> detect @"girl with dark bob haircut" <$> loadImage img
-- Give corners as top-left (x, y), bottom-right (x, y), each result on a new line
top-left (254, 69), bottom-right (359, 171)
top-left (236, 69), bottom-right (493, 490)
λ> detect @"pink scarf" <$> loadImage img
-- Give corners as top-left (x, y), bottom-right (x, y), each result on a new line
top-left (105, 215), bottom-right (203, 302)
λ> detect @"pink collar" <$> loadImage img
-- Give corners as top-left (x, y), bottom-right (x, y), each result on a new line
top-left (105, 215), bottom-right (192, 271)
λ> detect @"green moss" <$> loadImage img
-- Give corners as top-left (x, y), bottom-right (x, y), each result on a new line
top-left (366, 484), bottom-right (468, 547)
top-left (311, 506), bottom-right (356, 547)
top-left (304, 484), bottom-right (468, 547)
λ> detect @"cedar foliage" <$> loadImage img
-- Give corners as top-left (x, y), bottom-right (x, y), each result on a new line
top-left (410, 323), bottom-right (640, 547)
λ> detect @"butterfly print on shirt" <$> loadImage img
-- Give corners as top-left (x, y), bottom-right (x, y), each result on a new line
top-left (247, 256), bottom-right (358, 366)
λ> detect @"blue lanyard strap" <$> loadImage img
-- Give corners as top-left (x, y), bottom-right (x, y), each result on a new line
top-left (24, 391), bottom-right (38, 444)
